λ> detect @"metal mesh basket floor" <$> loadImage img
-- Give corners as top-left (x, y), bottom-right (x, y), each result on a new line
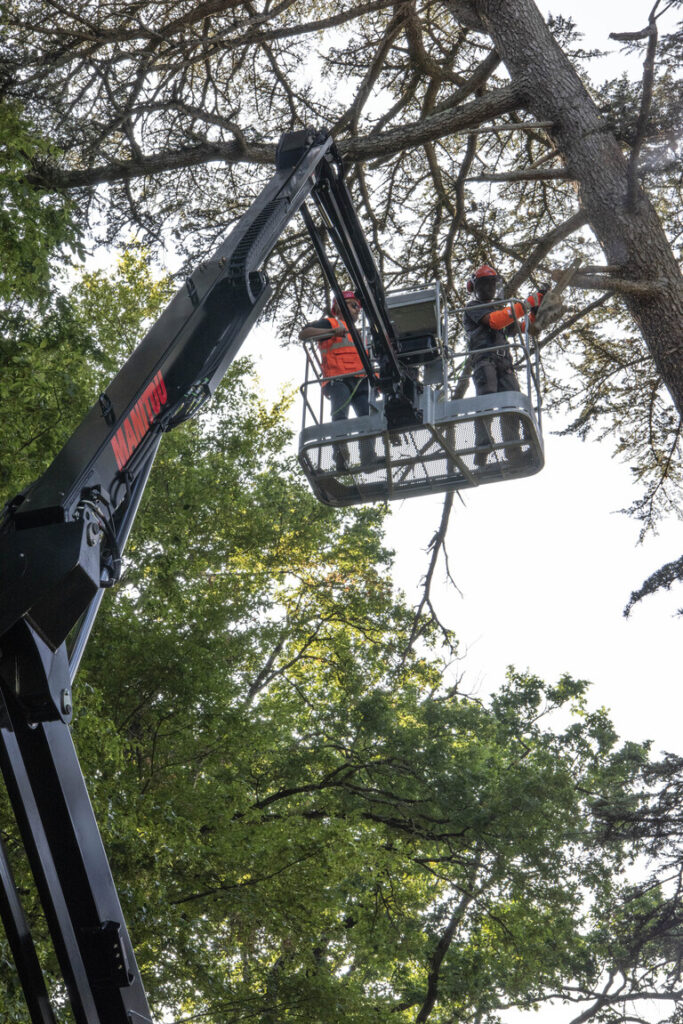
top-left (299, 394), bottom-right (543, 507)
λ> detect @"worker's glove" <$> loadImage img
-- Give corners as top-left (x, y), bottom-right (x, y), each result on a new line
top-left (538, 282), bottom-right (551, 295)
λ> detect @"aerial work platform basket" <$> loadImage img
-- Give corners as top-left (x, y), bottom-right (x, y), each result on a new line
top-left (298, 284), bottom-right (544, 507)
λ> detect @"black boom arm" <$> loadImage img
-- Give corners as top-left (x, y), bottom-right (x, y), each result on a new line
top-left (0, 129), bottom-right (416, 1024)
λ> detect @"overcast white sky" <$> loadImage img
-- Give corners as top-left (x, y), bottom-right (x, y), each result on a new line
top-left (221, 8), bottom-right (683, 1024)
top-left (243, 0), bottom-right (682, 761)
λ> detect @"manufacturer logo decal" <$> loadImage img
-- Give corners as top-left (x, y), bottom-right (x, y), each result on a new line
top-left (110, 372), bottom-right (168, 470)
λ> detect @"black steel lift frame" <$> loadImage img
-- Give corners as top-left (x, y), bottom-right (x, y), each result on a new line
top-left (0, 128), bottom-right (419, 1023)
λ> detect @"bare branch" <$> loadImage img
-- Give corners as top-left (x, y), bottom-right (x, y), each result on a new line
top-left (468, 167), bottom-right (572, 182)
top-left (331, 4), bottom-right (409, 137)
top-left (624, 10), bottom-right (659, 210)
top-left (343, 83), bottom-right (524, 161)
top-left (432, 50), bottom-right (502, 113)
top-left (568, 272), bottom-right (666, 295)
top-left (402, 492), bottom-right (458, 662)
top-left (415, 849), bottom-right (481, 1022)
top-left (506, 210), bottom-right (588, 294)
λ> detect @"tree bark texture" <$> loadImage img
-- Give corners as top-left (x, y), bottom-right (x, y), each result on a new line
top-left (474, 0), bottom-right (683, 415)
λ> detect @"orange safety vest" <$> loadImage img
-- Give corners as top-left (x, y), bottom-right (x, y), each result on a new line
top-left (318, 317), bottom-right (365, 379)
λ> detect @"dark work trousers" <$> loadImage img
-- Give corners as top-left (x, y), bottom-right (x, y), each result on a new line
top-left (472, 356), bottom-right (524, 460)
top-left (325, 377), bottom-right (376, 467)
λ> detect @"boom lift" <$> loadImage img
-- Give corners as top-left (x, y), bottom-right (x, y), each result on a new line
top-left (0, 127), bottom-right (542, 1023)
top-left (298, 282), bottom-right (544, 506)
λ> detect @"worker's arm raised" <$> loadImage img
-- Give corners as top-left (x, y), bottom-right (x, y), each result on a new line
top-left (482, 292), bottom-right (545, 330)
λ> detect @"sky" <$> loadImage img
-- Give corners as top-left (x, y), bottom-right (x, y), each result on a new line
top-left (242, 0), bottom-right (682, 762)
top-left (241, 15), bottom-right (681, 1018)
top-left (182, 6), bottom-right (681, 1024)
top-left (248, 342), bottom-right (681, 759)
top-left (41, 3), bottom-right (679, 1023)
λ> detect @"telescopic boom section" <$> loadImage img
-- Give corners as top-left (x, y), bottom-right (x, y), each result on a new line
top-left (0, 128), bottom-right (416, 1024)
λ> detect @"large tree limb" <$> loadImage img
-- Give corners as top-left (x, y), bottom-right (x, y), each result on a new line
top-left (615, 5), bottom-right (660, 210)
top-left (506, 210), bottom-right (588, 293)
top-left (27, 139), bottom-right (276, 189)
top-left (343, 83), bottom-right (525, 160)
top-left (472, 0), bottom-right (683, 416)
top-left (567, 272), bottom-right (666, 296)
top-left (468, 167), bottom-right (572, 182)
top-left (26, 84), bottom-right (525, 190)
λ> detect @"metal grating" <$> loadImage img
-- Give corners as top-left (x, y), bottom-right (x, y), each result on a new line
top-left (299, 395), bottom-right (544, 507)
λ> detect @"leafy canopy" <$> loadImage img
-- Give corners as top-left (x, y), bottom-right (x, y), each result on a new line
top-left (2, 252), bottom-right (680, 1024)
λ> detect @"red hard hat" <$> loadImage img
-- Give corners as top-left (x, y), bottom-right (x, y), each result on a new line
top-left (332, 289), bottom-right (361, 311)
top-left (467, 264), bottom-right (498, 292)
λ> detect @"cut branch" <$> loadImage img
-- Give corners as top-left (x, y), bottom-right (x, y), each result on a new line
top-left (532, 293), bottom-right (611, 353)
top-left (468, 167), bottom-right (572, 182)
top-left (568, 272), bottom-right (666, 296)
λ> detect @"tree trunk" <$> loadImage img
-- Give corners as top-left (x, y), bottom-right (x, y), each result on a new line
top-left (474, 0), bottom-right (683, 415)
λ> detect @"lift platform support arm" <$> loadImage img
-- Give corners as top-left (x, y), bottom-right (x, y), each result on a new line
top-left (0, 128), bottom-right (415, 1024)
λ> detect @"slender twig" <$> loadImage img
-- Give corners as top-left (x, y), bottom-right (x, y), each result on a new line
top-left (402, 491), bottom-right (458, 662)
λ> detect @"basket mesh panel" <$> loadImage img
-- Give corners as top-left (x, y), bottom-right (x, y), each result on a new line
top-left (300, 409), bottom-right (541, 506)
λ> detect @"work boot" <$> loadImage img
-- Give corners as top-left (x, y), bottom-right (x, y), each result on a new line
top-left (505, 447), bottom-right (532, 467)
top-left (333, 445), bottom-right (350, 473)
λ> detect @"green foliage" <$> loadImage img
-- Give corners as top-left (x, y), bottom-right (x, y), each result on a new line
top-left (1, 0), bottom-right (681, 595)
top-left (75, 577), bottom-right (656, 1024)
top-left (0, 246), bottom-right (173, 493)
top-left (544, 302), bottom-right (683, 535)
top-left (3, 255), bottom-right (658, 1024)
top-left (0, 100), bottom-right (82, 303)
top-left (0, 2), bottom-right (681, 1016)
top-left (0, 247), bottom-right (679, 1024)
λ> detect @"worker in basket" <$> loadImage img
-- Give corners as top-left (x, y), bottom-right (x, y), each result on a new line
top-left (463, 264), bottom-right (548, 468)
top-left (299, 289), bottom-right (379, 472)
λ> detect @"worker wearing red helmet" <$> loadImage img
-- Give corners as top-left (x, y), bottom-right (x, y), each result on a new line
top-left (299, 289), bottom-right (375, 471)
top-left (463, 264), bottom-right (548, 467)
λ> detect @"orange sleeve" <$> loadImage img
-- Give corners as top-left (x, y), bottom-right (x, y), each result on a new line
top-left (485, 293), bottom-right (543, 329)
top-left (487, 301), bottom-right (525, 330)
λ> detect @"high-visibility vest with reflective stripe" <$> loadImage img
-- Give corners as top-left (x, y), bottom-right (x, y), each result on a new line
top-left (319, 317), bottom-right (364, 379)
